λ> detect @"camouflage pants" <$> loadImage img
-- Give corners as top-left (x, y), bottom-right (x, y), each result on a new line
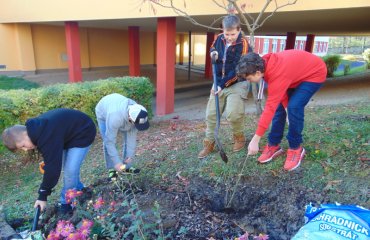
top-left (204, 81), bottom-right (249, 141)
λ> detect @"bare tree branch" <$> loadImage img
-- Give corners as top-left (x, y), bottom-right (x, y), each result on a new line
top-left (233, 0), bottom-right (255, 22)
top-left (212, 0), bottom-right (228, 11)
top-left (148, 0), bottom-right (222, 31)
top-left (255, 0), bottom-right (298, 30)
top-left (230, 0), bottom-right (253, 35)
top-left (252, 0), bottom-right (272, 31)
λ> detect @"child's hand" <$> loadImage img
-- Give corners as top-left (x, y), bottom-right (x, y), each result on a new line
top-left (248, 134), bottom-right (261, 155)
top-left (34, 200), bottom-right (47, 211)
top-left (210, 51), bottom-right (218, 61)
top-left (211, 86), bottom-right (222, 96)
top-left (114, 163), bottom-right (126, 172)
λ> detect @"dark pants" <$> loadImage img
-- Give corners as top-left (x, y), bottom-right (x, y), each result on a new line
top-left (268, 82), bottom-right (323, 149)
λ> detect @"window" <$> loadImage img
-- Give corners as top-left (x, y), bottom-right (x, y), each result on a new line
top-left (300, 41), bottom-right (304, 50)
top-left (280, 40), bottom-right (285, 51)
top-left (272, 39), bottom-right (278, 52)
top-left (263, 39), bottom-right (269, 54)
top-left (314, 42), bottom-right (319, 53)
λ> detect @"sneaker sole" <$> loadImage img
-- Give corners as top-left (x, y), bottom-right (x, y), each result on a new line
top-left (258, 149), bottom-right (284, 163)
top-left (286, 148), bottom-right (306, 171)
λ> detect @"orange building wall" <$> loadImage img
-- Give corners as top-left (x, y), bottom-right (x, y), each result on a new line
top-left (15, 24), bottom-right (36, 71)
top-left (31, 24), bottom-right (68, 70)
top-left (79, 28), bottom-right (90, 69)
top-left (87, 28), bottom-right (128, 68)
top-left (0, 24), bottom-right (20, 71)
top-left (192, 35), bottom-right (206, 65)
top-left (140, 31), bottom-right (155, 65)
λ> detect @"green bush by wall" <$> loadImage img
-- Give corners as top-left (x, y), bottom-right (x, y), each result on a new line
top-left (322, 55), bottom-right (341, 77)
top-left (0, 77), bottom-right (154, 142)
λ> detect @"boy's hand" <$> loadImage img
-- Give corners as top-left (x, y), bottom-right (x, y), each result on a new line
top-left (248, 134), bottom-right (261, 155)
top-left (211, 86), bottom-right (222, 96)
top-left (34, 200), bottom-right (47, 211)
top-left (114, 163), bottom-right (126, 172)
top-left (210, 51), bottom-right (218, 61)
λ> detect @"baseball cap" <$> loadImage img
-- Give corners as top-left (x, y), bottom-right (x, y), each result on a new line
top-left (128, 104), bottom-right (150, 131)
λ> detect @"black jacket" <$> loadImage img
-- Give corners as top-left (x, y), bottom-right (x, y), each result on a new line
top-left (26, 108), bottom-right (96, 201)
top-left (210, 32), bottom-right (252, 89)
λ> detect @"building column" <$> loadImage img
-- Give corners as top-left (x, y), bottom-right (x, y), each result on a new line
top-left (285, 32), bottom-right (296, 50)
top-left (305, 34), bottom-right (315, 53)
top-left (65, 22), bottom-right (82, 82)
top-left (156, 17), bottom-right (176, 116)
top-left (204, 32), bottom-right (215, 79)
top-left (178, 34), bottom-right (184, 65)
top-left (128, 26), bottom-right (140, 76)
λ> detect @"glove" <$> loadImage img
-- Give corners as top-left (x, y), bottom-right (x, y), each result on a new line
top-left (39, 161), bottom-right (45, 174)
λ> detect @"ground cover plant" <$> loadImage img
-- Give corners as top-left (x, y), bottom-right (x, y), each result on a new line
top-left (0, 102), bottom-right (369, 239)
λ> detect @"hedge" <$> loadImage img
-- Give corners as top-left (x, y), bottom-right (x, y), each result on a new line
top-left (0, 76), bottom-right (154, 143)
top-left (322, 55), bottom-right (341, 77)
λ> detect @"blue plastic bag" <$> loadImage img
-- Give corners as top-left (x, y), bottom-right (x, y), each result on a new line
top-left (292, 203), bottom-right (370, 240)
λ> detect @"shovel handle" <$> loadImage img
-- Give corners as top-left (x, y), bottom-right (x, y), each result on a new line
top-left (31, 205), bottom-right (41, 231)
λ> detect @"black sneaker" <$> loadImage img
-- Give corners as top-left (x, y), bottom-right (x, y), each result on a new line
top-left (125, 167), bottom-right (140, 174)
top-left (58, 204), bottom-right (73, 215)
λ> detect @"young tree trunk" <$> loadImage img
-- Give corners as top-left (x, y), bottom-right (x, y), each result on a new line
top-left (248, 33), bottom-right (263, 115)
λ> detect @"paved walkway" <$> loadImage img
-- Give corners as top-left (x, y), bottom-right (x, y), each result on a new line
top-left (23, 67), bottom-right (370, 121)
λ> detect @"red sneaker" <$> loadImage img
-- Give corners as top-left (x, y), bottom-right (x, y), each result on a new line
top-left (258, 145), bottom-right (284, 163)
top-left (284, 147), bottom-right (305, 171)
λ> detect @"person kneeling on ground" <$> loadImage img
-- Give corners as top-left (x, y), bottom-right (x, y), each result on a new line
top-left (95, 93), bottom-right (150, 180)
top-left (198, 14), bottom-right (252, 159)
top-left (1, 108), bottom-right (96, 214)
top-left (236, 50), bottom-right (327, 171)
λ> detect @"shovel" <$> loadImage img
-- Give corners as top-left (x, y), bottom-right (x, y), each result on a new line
top-left (211, 56), bottom-right (228, 163)
top-left (31, 206), bottom-right (40, 232)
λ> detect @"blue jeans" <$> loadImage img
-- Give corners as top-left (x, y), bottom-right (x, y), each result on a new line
top-left (97, 120), bottom-right (130, 169)
top-left (60, 146), bottom-right (91, 204)
top-left (268, 82), bottom-right (323, 149)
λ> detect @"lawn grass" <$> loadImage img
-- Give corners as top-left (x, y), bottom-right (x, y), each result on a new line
top-left (0, 75), bottom-right (39, 90)
top-left (0, 102), bottom-right (369, 224)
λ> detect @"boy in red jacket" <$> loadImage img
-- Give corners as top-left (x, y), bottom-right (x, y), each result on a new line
top-left (236, 50), bottom-right (327, 171)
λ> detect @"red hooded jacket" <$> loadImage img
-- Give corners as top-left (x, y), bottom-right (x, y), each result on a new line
top-left (256, 50), bottom-right (327, 136)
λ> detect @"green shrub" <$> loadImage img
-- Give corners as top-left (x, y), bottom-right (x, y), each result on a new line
top-left (322, 55), bottom-right (341, 77)
top-left (362, 48), bottom-right (370, 69)
top-left (344, 64), bottom-right (351, 75)
top-left (0, 76), bottom-right (154, 141)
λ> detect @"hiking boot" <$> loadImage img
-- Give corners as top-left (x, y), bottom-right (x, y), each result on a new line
top-left (284, 146), bottom-right (305, 171)
top-left (233, 134), bottom-right (246, 152)
top-left (258, 145), bottom-right (284, 163)
top-left (198, 139), bottom-right (215, 159)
